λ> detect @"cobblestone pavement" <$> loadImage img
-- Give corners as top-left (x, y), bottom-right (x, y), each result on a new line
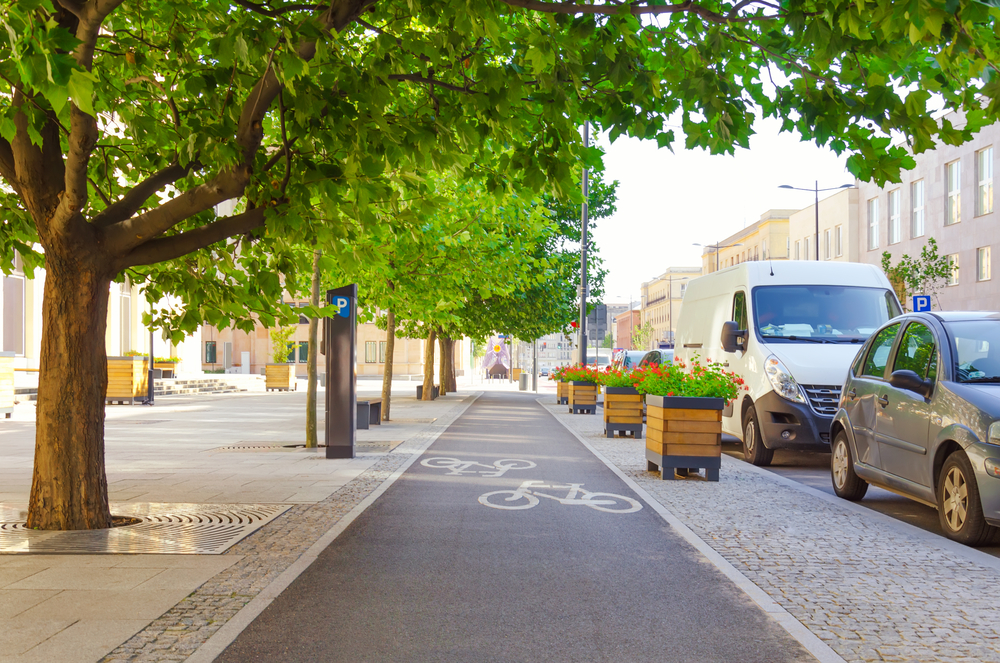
top-left (544, 400), bottom-right (1000, 663)
top-left (98, 395), bottom-right (477, 663)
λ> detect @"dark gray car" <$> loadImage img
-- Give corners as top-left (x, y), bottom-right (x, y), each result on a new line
top-left (831, 311), bottom-right (1000, 546)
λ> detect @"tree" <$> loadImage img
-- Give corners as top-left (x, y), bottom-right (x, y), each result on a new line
top-left (631, 321), bottom-right (655, 352)
top-left (880, 238), bottom-right (953, 311)
top-left (6, 1), bottom-right (1000, 529)
top-left (602, 332), bottom-right (614, 349)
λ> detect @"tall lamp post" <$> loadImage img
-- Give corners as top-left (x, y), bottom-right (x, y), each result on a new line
top-left (779, 181), bottom-right (855, 260)
top-left (693, 242), bottom-right (743, 272)
top-left (666, 275), bottom-right (688, 347)
top-left (577, 121), bottom-right (591, 366)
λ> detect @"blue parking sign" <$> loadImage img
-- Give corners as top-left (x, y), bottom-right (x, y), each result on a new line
top-left (913, 295), bottom-right (931, 312)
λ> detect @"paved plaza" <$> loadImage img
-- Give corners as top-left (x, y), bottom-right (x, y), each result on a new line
top-left (0, 380), bottom-right (998, 662)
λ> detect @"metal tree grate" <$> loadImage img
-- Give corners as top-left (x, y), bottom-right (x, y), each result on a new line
top-left (0, 502), bottom-right (291, 555)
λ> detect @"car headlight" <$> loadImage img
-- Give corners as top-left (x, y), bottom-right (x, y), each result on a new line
top-left (989, 422), bottom-right (1000, 446)
top-left (764, 354), bottom-right (805, 403)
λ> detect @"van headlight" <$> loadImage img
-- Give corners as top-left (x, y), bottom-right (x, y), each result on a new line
top-left (764, 355), bottom-right (805, 403)
top-left (989, 422), bottom-right (1000, 446)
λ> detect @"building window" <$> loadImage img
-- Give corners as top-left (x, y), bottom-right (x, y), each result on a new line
top-left (823, 229), bottom-right (831, 260)
top-left (365, 340), bottom-right (377, 363)
top-left (298, 341), bottom-right (309, 363)
top-left (379, 340), bottom-right (387, 363)
top-left (762, 239), bottom-right (768, 259)
top-left (804, 237), bottom-right (811, 260)
top-left (205, 341), bottom-right (217, 364)
top-left (680, 283), bottom-right (687, 296)
top-left (120, 286), bottom-right (131, 355)
top-left (794, 240), bottom-right (800, 260)
top-left (979, 147), bottom-right (994, 216)
top-left (911, 180), bottom-right (925, 237)
top-left (835, 225), bottom-right (843, 257)
top-left (946, 160), bottom-right (961, 225)
top-left (946, 253), bottom-right (960, 286)
top-left (978, 247), bottom-right (992, 282)
top-left (888, 189), bottom-right (901, 244)
top-left (754, 246), bottom-right (759, 261)
top-left (786, 237), bottom-right (790, 257)
top-left (286, 343), bottom-right (296, 363)
top-left (867, 198), bottom-right (879, 249)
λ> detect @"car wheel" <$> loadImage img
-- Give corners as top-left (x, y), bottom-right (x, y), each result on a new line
top-left (937, 452), bottom-right (1000, 546)
top-left (830, 430), bottom-right (868, 501)
top-left (742, 405), bottom-right (774, 467)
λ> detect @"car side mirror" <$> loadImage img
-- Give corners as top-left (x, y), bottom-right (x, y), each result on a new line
top-left (721, 321), bottom-right (746, 353)
top-left (889, 369), bottom-right (933, 398)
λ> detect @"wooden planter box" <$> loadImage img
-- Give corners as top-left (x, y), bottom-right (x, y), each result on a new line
top-left (604, 386), bottom-right (643, 439)
top-left (645, 395), bottom-right (723, 481)
top-left (556, 380), bottom-right (569, 405)
top-left (0, 351), bottom-right (13, 418)
top-left (568, 381), bottom-right (597, 414)
top-left (266, 363), bottom-right (297, 391)
top-left (107, 356), bottom-right (149, 405)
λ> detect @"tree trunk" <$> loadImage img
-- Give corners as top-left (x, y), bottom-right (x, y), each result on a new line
top-left (381, 308), bottom-right (395, 420)
top-left (28, 263), bottom-right (113, 530)
top-left (448, 339), bottom-right (457, 392)
top-left (305, 249), bottom-right (321, 449)
top-left (438, 335), bottom-right (450, 396)
top-left (422, 328), bottom-right (437, 401)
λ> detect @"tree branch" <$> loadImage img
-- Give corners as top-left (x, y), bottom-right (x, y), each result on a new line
top-left (92, 162), bottom-right (199, 228)
top-left (125, 76), bottom-right (181, 128)
top-left (388, 74), bottom-right (475, 94)
top-left (120, 207), bottom-right (267, 267)
top-left (0, 138), bottom-right (20, 196)
top-left (232, 0), bottom-right (324, 17)
top-left (54, 0), bottom-right (85, 19)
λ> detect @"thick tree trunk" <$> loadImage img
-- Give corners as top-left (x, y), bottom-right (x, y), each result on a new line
top-left (305, 249), bottom-right (321, 448)
top-left (27, 262), bottom-right (113, 530)
top-left (381, 308), bottom-right (395, 421)
top-left (421, 328), bottom-right (437, 401)
top-left (438, 335), bottom-right (449, 396)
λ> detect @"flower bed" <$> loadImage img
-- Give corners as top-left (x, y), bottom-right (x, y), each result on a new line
top-left (633, 357), bottom-right (744, 481)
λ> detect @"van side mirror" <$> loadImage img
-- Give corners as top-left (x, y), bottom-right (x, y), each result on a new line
top-left (889, 369), bottom-right (933, 398)
top-left (721, 321), bottom-right (746, 353)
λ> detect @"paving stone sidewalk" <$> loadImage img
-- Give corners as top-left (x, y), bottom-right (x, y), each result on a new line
top-left (543, 399), bottom-right (1000, 663)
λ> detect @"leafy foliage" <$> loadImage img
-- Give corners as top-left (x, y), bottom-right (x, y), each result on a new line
top-left (633, 356), bottom-right (745, 399)
top-left (880, 238), bottom-right (953, 310)
top-left (270, 326), bottom-right (296, 363)
top-left (631, 320), bottom-right (655, 351)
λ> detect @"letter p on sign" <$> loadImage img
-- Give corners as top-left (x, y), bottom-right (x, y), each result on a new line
top-left (335, 296), bottom-right (351, 318)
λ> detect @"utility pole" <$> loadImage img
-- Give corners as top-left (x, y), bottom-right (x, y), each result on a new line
top-left (577, 121), bottom-right (590, 366)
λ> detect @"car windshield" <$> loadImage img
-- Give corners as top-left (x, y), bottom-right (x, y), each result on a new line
top-left (946, 320), bottom-right (1000, 383)
top-left (753, 285), bottom-right (901, 344)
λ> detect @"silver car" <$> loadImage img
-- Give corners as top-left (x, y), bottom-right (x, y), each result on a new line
top-left (831, 312), bottom-right (1000, 546)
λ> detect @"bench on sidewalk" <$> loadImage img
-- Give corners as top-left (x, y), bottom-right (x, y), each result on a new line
top-left (357, 398), bottom-right (383, 430)
top-left (415, 384), bottom-right (439, 400)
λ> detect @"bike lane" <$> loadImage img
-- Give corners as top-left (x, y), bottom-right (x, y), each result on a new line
top-left (217, 391), bottom-right (813, 662)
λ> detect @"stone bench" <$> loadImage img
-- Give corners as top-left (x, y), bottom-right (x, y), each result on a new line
top-left (357, 398), bottom-right (383, 430)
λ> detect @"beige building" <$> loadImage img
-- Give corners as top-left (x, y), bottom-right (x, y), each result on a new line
top-left (640, 266), bottom-right (702, 349)
top-left (201, 306), bottom-right (468, 379)
top-left (700, 209), bottom-right (796, 274)
top-left (856, 110), bottom-right (1000, 311)
top-left (787, 188), bottom-right (860, 263)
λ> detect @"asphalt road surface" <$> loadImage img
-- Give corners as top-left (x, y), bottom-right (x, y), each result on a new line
top-left (219, 392), bottom-right (814, 663)
top-left (721, 436), bottom-right (1000, 558)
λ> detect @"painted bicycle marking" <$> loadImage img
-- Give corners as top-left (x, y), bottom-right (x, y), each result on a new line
top-left (420, 457), bottom-right (537, 478)
top-left (478, 480), bottom-right (642, 513)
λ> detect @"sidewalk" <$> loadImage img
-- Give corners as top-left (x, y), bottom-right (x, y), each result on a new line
top-left (1, 381), bottom-right (997, 662)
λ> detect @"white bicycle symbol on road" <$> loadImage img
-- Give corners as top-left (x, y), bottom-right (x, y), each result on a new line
top-left (421, 457), bottom-right (537, 478)
top-left (479, 480), bottom-right (642, 513)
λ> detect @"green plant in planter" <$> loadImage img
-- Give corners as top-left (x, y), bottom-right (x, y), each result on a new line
top-left (596, 367), bottom-right (639, 389)
top-left (549, 365), bottom-right (571, 382)
top-left (270, 326), bottom-right (296, 363)
top-left (123, 350), bottom-right (145, 357)
top-left (560, 365), bottom-right (601, 383)
top-left (154, 356), bottom-right (179, 363)
top-left (633, 356), bottom-right (744, 400)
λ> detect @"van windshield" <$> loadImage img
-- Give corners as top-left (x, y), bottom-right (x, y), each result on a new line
top-left (753, 285), bottom-right (901, 344)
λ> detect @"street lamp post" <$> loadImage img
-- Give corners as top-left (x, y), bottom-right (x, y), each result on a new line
top-left (693, 242), bottom-right (743, 272)
top-left (577, 121), bottom-right (591, 366)
top-left (779, 181), bottom-right (854, 260)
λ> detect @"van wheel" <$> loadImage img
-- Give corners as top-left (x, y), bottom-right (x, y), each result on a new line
top-left (742, 405), bottom-right (774, 467)
top-left (831, 430), bottom-right (867, 500)
top-left (937, 452), bottom-right (1000, 546)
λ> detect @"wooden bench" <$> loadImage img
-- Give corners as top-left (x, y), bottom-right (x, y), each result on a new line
top-left (357, 398), bottom-right (383, 429)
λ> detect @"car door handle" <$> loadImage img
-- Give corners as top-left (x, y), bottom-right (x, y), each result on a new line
top-left (847, 389), bottom-right (857, 400)
top-left (878, 395), bottom-right (889, 408)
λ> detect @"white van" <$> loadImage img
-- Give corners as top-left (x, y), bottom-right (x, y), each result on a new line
top-left (674, 261), bottom-right (902, 466)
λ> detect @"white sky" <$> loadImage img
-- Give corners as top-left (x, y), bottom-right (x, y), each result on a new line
top-left (591, 116), bottom-right (854, 305)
